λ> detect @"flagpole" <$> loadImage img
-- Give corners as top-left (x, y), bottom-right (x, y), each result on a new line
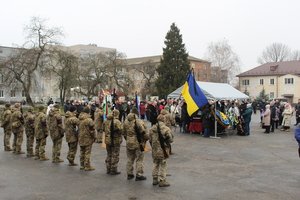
top-left (210, 100), bottom-right (220, 139)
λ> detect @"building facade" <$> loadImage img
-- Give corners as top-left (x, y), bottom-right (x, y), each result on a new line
top-left (125, 55), bottom-right (211, 96)
top-left (237, 61), bottom-right (300, 103)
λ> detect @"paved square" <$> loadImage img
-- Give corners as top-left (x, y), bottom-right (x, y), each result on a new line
top-left (0, 114), bottom-right (299, 200)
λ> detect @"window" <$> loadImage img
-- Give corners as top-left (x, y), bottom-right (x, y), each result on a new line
top-left (270, 92), bottom-right (274, 99)
top-left (260, 79), bottom-right (264, 85)
top-left (270, 79), bottom-right (274, 85)
top-left (242, 79), bottom-right (250, 85)
top-left (0, 90), bottom-right (3, 98)
top-left (22, 90), bottom-right (26, 97)
top-left (285, 78), bottom-right (294, 84)
top-left (10, 90), bottom-right (16, 97)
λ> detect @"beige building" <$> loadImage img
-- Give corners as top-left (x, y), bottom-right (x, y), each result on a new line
top-left (237, 61), bottom-right (300, 103)
top-left (126, 55), bottom-right (211, 96)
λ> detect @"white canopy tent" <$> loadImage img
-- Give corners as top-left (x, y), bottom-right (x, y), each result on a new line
top-left (168, 81), bottom-right (249, 138)
top-left (168, 81), bottom-right (249, 100)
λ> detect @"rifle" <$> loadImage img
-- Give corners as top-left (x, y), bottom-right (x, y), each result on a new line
top-left (110, 117), bottom-right (114, 147)
top-left (157, 121), bottom-right (169, 159)
top-left (134, 115), bottom-right (144, 152)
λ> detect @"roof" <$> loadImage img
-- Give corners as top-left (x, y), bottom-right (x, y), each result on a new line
top-left (126, 55), bottom-right (210, 65)
top-left (168, 81), bottom-right (249, 100)
top-left (237, 60), bottom-right (300, 77)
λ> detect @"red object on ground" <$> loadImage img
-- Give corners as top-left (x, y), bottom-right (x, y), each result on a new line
top-left (188, 118), bottom-right (203, 133)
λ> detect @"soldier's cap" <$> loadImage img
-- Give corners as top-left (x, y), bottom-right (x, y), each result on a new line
top-left (14, 103), bottom-right (21, 108)
top-left (5, 103), bottom-right (11, 108)
top-left (157, 114), bottom-right (166, 122)
top-left (27, 106), bottom-right (34, 112)
top-left (82, 106), bottom-right (90, 114)
top-left (38, 105), bottom-right (45, 111)
top-left (112, 109), bottom-right (120, 117)
top-left (69, 105), bottom-right (77, 112)
top-left (131, 107), bottom-right (139, 115)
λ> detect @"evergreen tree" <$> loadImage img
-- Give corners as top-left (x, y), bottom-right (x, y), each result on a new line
top-left (155, 23), bottom-right (190, 98)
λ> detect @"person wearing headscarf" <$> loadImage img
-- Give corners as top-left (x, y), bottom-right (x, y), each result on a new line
top-left (263, 104), bottom-right (271, 134)
top-left (281, 103), bottom-right (293, 132)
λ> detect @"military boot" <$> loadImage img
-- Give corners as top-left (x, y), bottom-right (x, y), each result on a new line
top-left (152, 177), bottom-right (159, 186)
top-left (135, 175), bottom-right (147, 181)
top-left (84, 166), bottom-right (95, 171)
top-left (4, 147), bottom-right (12, 151)
top-left (68, 161), bottom-right (78, 166)
top-left (110, 168), bottom-right (121, 175)
top-left (40, 156), bottom-right (49, 161)
top-left (57, 158), bottom-right (64, 163)
top-left (16, 151), bottom-right (25, 154)
top-left (159, 181), bottom-right (170, 187)
top-left (127, 174), bottom-right (134, 180)
top-left (26, 154), bottom-right (35, 158)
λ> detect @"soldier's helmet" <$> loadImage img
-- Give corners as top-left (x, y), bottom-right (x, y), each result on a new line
top-left (112, 109), bottom-right (120, 118)
top-left (27, 106), bottom-right (34, 112)
top-left (14, 103), bottom-right (21, 109)
top-left (157, 114), bottom-right (166, 123)
top-left (53, 104), bottom-right (60, 110)
top-left (5, 103), bottom-right (11, 108)
top-left (38, 105), bottom-right (45, 111)
top-left (82, 106), bottom-right (90, 114)
top-left (131, 107), bottom-right (139, 115)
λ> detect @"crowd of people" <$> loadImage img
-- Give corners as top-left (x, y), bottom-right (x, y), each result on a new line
top-left (0, 100), bottom-right (174, 187)
top-left (1, 97), bottom-right (299, 187)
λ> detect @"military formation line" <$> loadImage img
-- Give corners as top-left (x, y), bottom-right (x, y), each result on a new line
top-left (1, 103), bottom-right (175, 187)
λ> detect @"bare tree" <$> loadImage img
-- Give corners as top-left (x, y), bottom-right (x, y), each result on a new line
top-left (258, 43), bottom-right (291, 64)
top-left (205, 39), bottom-right (241, 85)
top-left (133, 61), bottom-right (157, 98)
top-left (75, 50), bottom-right (133, 99)
top-left (48, 48), bottom-right (79, 104)
top-left (0, 17), bottom-right (63, 105)
top-left (76, 53), bottom-right (108, 99)
top-left (290, 50), bottom-right (300, 61)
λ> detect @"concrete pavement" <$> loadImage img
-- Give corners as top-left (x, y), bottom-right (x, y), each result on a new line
top-left (0, 113), bottom-right (299, 200)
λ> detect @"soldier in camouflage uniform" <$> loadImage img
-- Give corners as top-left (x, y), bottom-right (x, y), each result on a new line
top-left (34, 106), bottom-right (49, 161)
top-left (160, 109), bottom-right (175, 155)
top-left (64, 106), bottom-right (80, 166)
top-left (94, 106), bottom-right (104, 143)
top-left (10, 103), bottom-right (25, 154)
top-left (48, 104), bottom-right (64, 163)
top-left (149, 114), bottom-right (173, 187)
top-left (24, 106), bottom-right (35, 157)
top-left (1, 104), bottom-right (12, 151)
top-left (78, 107), bottom-right (96, 171)
top-left (123, 107), bottom-right (149, 180)
top-left (104, 109), bottom-right (123, 175)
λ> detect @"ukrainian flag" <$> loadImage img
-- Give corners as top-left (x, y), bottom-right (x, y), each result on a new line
top-left (181, 72), bottom-right (208, 116)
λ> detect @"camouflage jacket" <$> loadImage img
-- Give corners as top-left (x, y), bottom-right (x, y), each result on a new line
top-left (149, 121), bottom-right (173, 160)
top-left (48, 108), bottom-right (64, 140)
top-left (78, 113), bottom-right (96, 146)
top-left (64, 111), bottom-right (80, 143)
top-left (123, 113), bottom-right (148, 150)
top-left (24, 111), bottom-right (35, 134)
top-left (10, 108), bottom-right (24, 132)
top-left (34, 112), bottom-right (48, 139)
top-left (94, 108), bottom-right (104, 131)
top-left (104, 114), bottom-right (123, 146)
top-left (1, 108), bottom-right (12, 129)
top-left (160, 109), bottom-right (175, 129)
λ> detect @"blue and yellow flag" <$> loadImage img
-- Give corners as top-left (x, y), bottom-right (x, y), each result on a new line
top-left (181, 72), bottom-right (208, 116)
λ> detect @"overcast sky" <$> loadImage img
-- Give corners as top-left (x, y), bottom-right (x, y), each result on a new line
top-left (1, 0), bottom-right (299, 72)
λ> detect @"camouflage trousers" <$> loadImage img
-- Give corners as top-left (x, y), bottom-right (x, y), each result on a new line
top-left (25, 129), bottom-right (35, 156)
top-left (80, 145), bottom-right (92, 168)
top-left (152, 159), bottom-right (167, 182)
top-left (35, 138), bottom-right (47, 159)
top-left (126, 148), bottom-right (144, 176)
top-left (105, 145), bottom-right (120, 172)
top-left (67, 141), bottom-right (78, 163)
top-left (12, 129), bottom-right (24, 153)
top-left (96, 129), bottom-right (103, 143)
top-left (52, 138), bottom-right (63, 161)
top-left (3, 128), bottom-right (12, 150)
